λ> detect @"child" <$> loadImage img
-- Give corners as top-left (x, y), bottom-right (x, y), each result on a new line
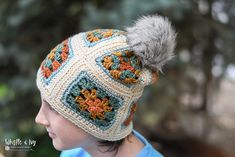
top-left (35, 14), bottom-right (176, 157)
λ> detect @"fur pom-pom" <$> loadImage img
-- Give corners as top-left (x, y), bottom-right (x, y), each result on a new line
top-left (126, 15), bottom-right (176, 71)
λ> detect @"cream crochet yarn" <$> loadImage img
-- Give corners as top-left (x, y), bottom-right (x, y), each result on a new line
top-left (36, 15), bottom-right (176, 141)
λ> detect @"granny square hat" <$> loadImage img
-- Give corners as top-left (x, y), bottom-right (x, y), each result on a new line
top-left (36, 15), bottom-right (176, 141)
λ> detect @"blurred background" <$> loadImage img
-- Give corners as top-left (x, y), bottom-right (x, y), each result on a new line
top-left (0, 0), bottom-right (235, 157)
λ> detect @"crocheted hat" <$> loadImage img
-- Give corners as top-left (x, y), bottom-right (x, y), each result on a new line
top-left (36, 15), bottom-right (176, 141)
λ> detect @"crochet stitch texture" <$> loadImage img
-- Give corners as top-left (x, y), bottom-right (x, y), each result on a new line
top-left (36, 15), bottom-right (176, 141)
top-left (37, 29), bottom-right (153, 141)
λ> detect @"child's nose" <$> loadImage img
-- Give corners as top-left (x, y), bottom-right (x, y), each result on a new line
top-left (35, 107), bottom-right (49, 126)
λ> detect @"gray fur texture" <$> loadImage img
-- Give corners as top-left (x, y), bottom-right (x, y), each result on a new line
top-left (126, 15), bottom-right (176, 71)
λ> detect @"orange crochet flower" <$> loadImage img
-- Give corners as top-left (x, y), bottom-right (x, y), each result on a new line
top-left (92, 36), bottom-right (100, 42)
top-left (124, 78), bottom-right (138, 84)
top-left (48, 52), bottom-right (55, 60)
top-left (52, 60), bottom-right (61, 71)
top-left (134, 70), bottom-right (141, 76)
top-left (62, 45), bottom-right (69, 54)
top-left (75, 96), bottom-right (84, 103)
top-left (81, 89), bottom-right (91, 99)
top-left (110, 70), bottom-right (121, 79)
top-left (76, 89), bottom-right (112, 120)
top-left (102, 56), bottom-right (113, 69)
top-left (101, 50), bottom-right (143, 84)
top-left (87, 97), bottom-right (101, 105)
top-left (90, 89), bottom-right (97, 99)
top-left (43, 67), bottom-right (52, 78)
top-left (103, 30), bottom-right (113, 38)
top-left (103, 56), bottom-right (112, 63)
top-left (119, 64), bottom-right (134, 71)
top-left (41, 38), bottom-right (70, 80)
top-left (87, 35), bottom-right (93, 41)
top-left (113, 51), bottom-right (122, 57)
top-left (86, 98), bottom-right (107, 119)
top-left (75, 96), bottom-right (87, 110)
top-left (61, 52), bottom-right (68, 62)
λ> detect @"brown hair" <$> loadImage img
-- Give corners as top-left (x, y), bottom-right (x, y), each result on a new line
top-left (98, 132), bottom-right (133, 156)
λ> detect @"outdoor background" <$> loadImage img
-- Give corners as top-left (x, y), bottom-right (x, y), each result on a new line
top-left (0, 0), bottom-right (235, 157)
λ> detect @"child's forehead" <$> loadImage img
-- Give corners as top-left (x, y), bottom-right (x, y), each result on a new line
top-left (39, 92), bottom-right (49, 104)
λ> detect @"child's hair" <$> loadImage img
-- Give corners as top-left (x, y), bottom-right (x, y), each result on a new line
top-left (36, 14), bottom-right (176, 141)
top-left (98, 137), bottom-right (125, 155)
top-left (98, 132), bottom-right (132, 155)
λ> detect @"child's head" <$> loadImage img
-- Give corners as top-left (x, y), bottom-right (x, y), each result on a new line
top-left (35, 15), bottom-right (176, 151)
